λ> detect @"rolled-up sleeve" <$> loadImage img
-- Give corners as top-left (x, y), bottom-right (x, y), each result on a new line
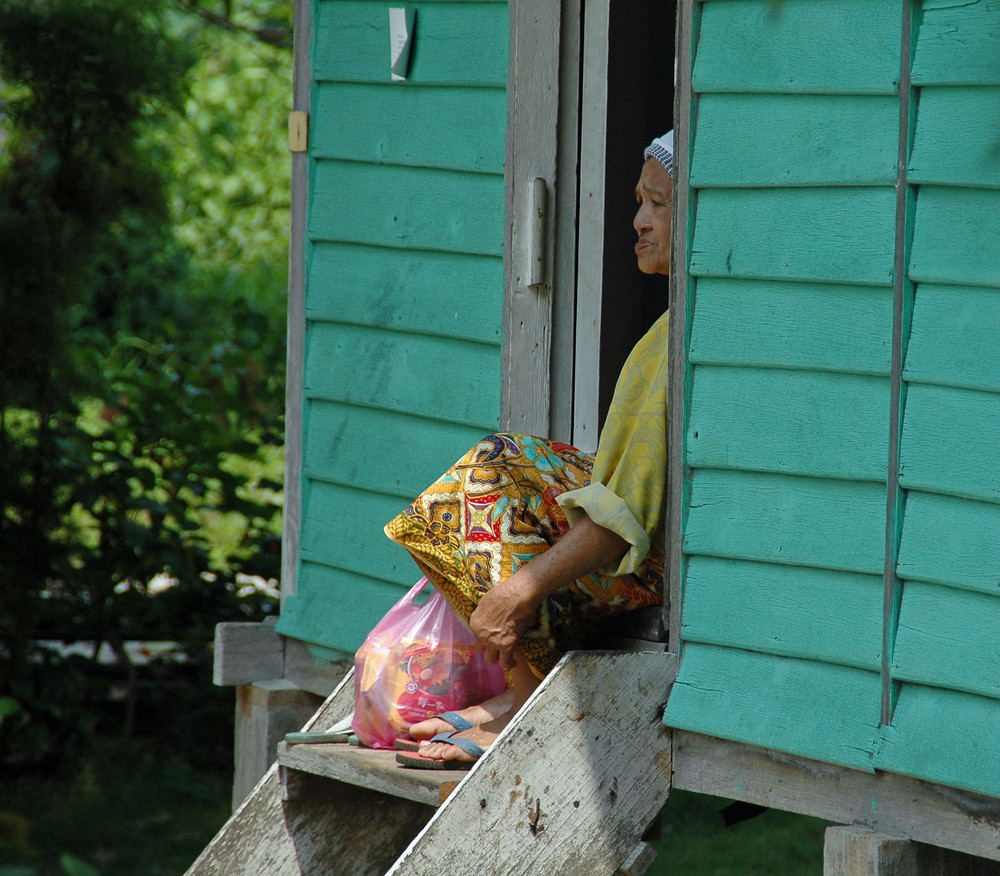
top-left (557, 311), bottom-right (669, 576)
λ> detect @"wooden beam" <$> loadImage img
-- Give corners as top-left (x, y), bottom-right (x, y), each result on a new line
top-left (672, 731), bottom-right (1000, 862)
top-left (214, 621), bottom-right (284, 686)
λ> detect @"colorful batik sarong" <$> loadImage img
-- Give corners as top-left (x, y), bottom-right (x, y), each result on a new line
top-left (384, 433), bottom-right (664, 677)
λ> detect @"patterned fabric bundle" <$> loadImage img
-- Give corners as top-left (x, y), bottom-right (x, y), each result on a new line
top-left (384, 433), bottom-right (663, 677)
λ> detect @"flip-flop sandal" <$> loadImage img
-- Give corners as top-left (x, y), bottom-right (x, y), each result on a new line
top-left (399, 710), bottom-right (475, 750)
top-left (395, 730), bottom-right (486, 771)
top-left (394, 737), bottom-right (420, 752)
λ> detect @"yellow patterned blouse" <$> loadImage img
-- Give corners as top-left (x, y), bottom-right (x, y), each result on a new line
top-left (557, 310), bottom-right (669, 576)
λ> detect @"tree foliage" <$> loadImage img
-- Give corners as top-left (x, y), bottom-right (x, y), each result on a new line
top-left (0, 0), bottom-right (291, 769)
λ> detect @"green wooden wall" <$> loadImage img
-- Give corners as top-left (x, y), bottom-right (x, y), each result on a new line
top-left (665, 0), bottom-right (1000, 798)
top-left (276, 0), bottom-right (509, 654)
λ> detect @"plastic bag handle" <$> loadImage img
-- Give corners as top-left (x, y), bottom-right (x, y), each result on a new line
top-left (401, 575), bottom-right (433, 606)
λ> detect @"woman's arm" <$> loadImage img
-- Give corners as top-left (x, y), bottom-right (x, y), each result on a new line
top-left (469, 514), bottom-right (628, 667)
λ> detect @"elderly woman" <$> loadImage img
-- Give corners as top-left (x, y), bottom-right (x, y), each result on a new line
top-left (389, 131), bottom-right (674, 769)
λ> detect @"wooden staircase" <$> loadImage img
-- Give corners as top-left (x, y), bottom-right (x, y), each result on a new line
top-left (184, 650), bottom-right (676, 876)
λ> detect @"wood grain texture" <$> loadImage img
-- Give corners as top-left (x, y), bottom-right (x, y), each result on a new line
top-left (689, 278), bottom-right (893, 375)
top-left (304, 323), bottom-right (501, 426)
top-left (310, 160), bottom-right (504, 255)
top-left (671, 731), bottom-right (1000, 862)
top-left (302, 401), bottom-right (490, 498)
top-left (687, 366), bottom-right (890, 481)
top-left (681, 556), bottom-right (883, 670)
top-left (904, 284), bottom-right (1000, 392)
top-left (312, 82), bottom-right (506, 173)
top-left (691, 188), bottom-right (897, 286)
top-left (892, 581), bottom-right (1000, 700)
top-left (898, 383), bottom-right (1000, 504)
top-left (388, 651), bottom-right (675, 876)
top-left (692, 94), bottom-right (898, 187)
top-left (663, 643), bottom-right (882, 773)
top-left (684, 470), bottom-right (887, 575)
top-left (909, 186), bottom-right (1000, 288)
top-left (908, 86), bottom-right (1000, 189)
top-left (897, 490), bottom-right (1000, 594)
top-left (874, 684), bottom-right (1000, 799)
top-left (912, 0), bottom-right (1000, 86)
top-left (305, 243), bottom-right (503, 344)
top-left (313, 0), bottom-right (508, 86)
top-left (693, 0), bottom-right (900, 95)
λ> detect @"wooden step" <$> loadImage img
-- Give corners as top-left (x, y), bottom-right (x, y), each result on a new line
top-left (278, 740), bottom-right (470, 807)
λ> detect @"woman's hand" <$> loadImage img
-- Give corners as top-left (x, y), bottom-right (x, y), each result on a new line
top-left (469, 571), bottom-right (541, 668)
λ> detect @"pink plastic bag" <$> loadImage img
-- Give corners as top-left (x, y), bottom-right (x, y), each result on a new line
top-left (351, 577), bottom-right (507, 749)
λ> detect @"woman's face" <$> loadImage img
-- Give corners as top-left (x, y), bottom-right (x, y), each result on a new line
top-left (633, 158), bottom-right (673, 275)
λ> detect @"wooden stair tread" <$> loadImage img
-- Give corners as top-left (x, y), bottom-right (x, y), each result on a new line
top-left (277, 740), bottom-right (468, 808)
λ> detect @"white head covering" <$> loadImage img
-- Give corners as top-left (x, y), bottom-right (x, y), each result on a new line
top-left (643, 130), bottom-right (675, 177)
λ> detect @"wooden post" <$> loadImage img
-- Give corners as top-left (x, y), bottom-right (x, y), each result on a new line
top-left (824, 826), bottom-right (1000, 876)
top-left (233, 680), bottom-right (322, 810)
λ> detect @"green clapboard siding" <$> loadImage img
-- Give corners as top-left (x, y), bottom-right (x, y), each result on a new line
top-left (280, 562), bottom-right (416, 650)
top-left (896, 491), bottom-right (1000, 594)
top-left (306, 243), bottom-right (503, 344)
top-left (904, 285), bottom-right (1000, 393)
top-left (312, 82), bottom-right (506, 173)
top-left (313, 1), bottom-right (508, 87)
top-left (688, 279), bottom-right (893, 375)
top-left (893, 581), bottom-right (1000, 700)
top-left (909, 187), bottom-right (1000, 288)
top-left (898, 383), bottom-right (1000, 504)
top-left (908, 87), bottom-right (1000, 188)
top-left (690, 188), bottom-right (897, 286)
top-left (278, 0), bottom-right (508, 655)
top-left (682, 557), bottom-right (883, 671)
top-left (912, 0), bottom-right (1000, 86)
top-left (302, 401), bottom-right (490, 498)
top-left (683, 470), bottom-right (887, 575)
top-left (692, 94), bottom-right (898, 187)
top-left (687, 366), bottom-right (889, 481)
top-left (663, 643), bottom-right (882, 773)
top-left (693, 0), bottom-right (900, 95)
top-left (304, 323), bottom-right (501, 426)
top-left (297, 481), bottom-right (418, 585)
top-left (310, 161), bottom-right (504, 255)
top-left (873, 684), bottom-right (1000, 798)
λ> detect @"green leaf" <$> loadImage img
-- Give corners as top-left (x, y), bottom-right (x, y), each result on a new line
top-left (59, 854), bottom-right (101, 876)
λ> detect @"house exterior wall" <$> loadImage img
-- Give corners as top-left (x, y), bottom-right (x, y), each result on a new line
top-left (276, 0), bottom-right (509, 655)
top-left (665, 0), bottom-right (1000, 799)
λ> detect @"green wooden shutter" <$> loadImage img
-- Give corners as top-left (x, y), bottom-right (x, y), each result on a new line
top-left (666, 0), bottom-right (1000, 798)
top-left (277, 0), bottom-right (508, 655)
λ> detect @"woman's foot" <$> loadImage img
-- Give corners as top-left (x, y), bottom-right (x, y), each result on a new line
top-left (407, 688), bottom-right (518, 741)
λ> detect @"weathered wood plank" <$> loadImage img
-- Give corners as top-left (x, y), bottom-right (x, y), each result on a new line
top-left (693, 0), bottom-right (900, 95)
top-left (908, 86), bottom-right (1000, 189)
top-left (904, 284), bottom-right (1000, 393)
top-left (214, 621), bottom-right (284, 686)
top-left (689, 278), bottom-right (893, 375)
top-left (823, 825), bottom-right (1000, 876)
top-left (682, 557), bottom-right (883, 671)
top-left (691, 188), bottom-right (897, 286)
top-left (692, 94), bottom-right (898, 187)
top-left (388, 651), bottom-right (675, 876)
top-left (304, 323), bottom-right (501, 426)
top-left (663, 643), bottom-right (881, 772)
top-left (687, 366), bottom-right (890, 481)
top-left (313, 0), bottom-right (508, 87)
top-left (896, 491), bottom-right (1000, 593)
top-left (684, 470), bottom-right (887, 575)
top-left (892, 581), bottom-right (1000, 700)
top-left (276, 563), bottom-right (410, 654)
top-left (912, 0), bottom-right (1000, 86)
top-left (310, 161), bottom-right (504, 256)
top-left (909, 187), bottom-right (1000, 288)
top-left (898, 383), bottom-right (1000, 504)
top-left (874, 684), bottom-right (1000, 799)
top-left (671, 731), bottom-right (1000, 862)
top-left (312, 82), bottom-right (506, 173)
top-left (302, 401), bottom-right (490, 498)
top-left (305, 243), bottom-right (502, 344)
